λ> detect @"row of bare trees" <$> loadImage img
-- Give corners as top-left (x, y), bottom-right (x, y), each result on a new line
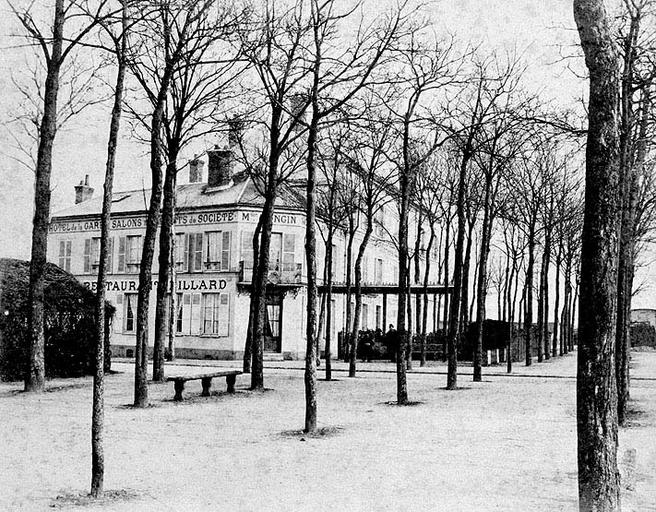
top-left (11, 0), bottom-right (656, 506)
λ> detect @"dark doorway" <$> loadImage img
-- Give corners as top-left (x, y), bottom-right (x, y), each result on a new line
top-left (264, 292), bottom-right (283, 352)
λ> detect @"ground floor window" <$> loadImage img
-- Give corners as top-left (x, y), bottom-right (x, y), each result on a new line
top-left (176, 292), bottom-right (201, 335)
top-left (124, 293), bottom-right (137, 332)
top-left (176, 292), bottom-right (229, 337)
top-left (202, 293), bottom-right (230, 336)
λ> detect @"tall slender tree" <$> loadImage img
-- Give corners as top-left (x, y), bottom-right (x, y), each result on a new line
top-left (10, 0), bottom-right (113, 392)
top-left (91, 0), bottom-right (129, 496)
top-left (573, 0), bottom-right (623, 509)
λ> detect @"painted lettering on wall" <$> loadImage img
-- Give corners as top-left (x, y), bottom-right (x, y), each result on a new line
top-left (241, 211), bottom-right (300, 225)
top-left (175, 211), bottom-right (236, 225)
top-left (50, 217), bottom-right (145, 233)
top-left (51, 209), bottom-right (301, 233)
top-left (83, 279), bottom-right (228, 292)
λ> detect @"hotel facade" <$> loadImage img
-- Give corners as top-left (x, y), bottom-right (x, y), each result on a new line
top-left (47, 151), bottom-right (448, 360)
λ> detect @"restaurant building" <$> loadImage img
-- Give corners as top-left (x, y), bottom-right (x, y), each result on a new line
top-left (47, 149), bottom-right (448, 360)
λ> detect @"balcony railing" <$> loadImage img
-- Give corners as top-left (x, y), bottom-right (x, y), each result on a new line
top-left (239, 260), bottom-right (303, 285)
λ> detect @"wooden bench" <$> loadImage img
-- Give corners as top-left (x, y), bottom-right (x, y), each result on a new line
top-left (167, 370), bottom-right (242, 401)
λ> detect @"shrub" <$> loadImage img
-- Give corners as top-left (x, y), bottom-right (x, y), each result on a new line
top-left (0, 258), bottom-right (114, 381)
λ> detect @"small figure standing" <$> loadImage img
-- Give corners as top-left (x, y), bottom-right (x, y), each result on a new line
top-left (386, 324), bottom-right (396, 362)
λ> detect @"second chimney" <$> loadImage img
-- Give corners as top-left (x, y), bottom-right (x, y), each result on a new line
top-left (189, 155), bottom-right (203, 183)
top-left (228, 115), bottom-right (243, 149)
top-left (207, 146), bottom-right (234, 188)
top-left (74, 175), bottom-right (94, 204)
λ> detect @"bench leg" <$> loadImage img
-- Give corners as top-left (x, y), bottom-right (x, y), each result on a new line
top-left (226, 374), bottom-right (236, 393)
top-left (201, 377), bottom-right (212, 397)
top-left (174, 380), bottom-right (185, 401)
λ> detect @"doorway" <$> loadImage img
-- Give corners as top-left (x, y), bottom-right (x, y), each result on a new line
top-left (264, 292), bottom-right (283, 352)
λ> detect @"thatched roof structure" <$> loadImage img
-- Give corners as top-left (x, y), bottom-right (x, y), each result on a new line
top-left (0, 258), bottom-right (115, 381)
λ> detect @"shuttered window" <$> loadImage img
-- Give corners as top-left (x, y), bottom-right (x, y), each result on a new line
top-left (188, 233), bottom-right (203, 272)
top-left (201, 293), bottom-right (230, 336)
top-left (241, 231), bottom-right (254, 269)
top-left (58, 240), bottom-right (72, 272)
top-left (282, 233), bottom-right (296, 271)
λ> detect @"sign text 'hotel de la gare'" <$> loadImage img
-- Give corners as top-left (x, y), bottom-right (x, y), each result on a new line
top-left (49, 209), bottom-right (302, 233)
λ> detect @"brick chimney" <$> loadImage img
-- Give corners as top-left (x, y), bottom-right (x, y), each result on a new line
top-left (74, 175), bottom-right (94, 204)
top-left (207, 145), bottom-right (234, 188)
top-left (189, 155), bottom-right (203, 183)
top-left (228, 116), bottom-right (243, 149)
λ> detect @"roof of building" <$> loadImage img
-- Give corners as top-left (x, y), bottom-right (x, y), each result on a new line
top-left (51, 172), bottom-right (307, 220)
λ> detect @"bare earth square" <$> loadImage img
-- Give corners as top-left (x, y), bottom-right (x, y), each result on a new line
top-left (0, 352), bottom-right (654, 511)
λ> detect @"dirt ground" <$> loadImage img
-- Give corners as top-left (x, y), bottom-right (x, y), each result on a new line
top-left (1, 351), bottom-right (654, 512)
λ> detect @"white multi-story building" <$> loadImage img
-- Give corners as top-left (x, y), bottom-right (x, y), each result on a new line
top-left (47, 150), bottom-right (448, 360)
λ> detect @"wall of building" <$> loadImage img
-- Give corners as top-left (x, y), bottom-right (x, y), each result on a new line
top-left (47, 192), bottom-right (443, 360)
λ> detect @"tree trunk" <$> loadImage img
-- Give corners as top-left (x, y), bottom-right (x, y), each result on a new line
top-left (250, 102), bottom-right (284, 390)
top-left (343, 219), bottom-right (355, 362)
top-left (474, 180), bottom-right (492, 382)
top-left (447, 152), bottom-right (471, 389)
top-left (133, 17), bottom-right (184, 407)
top-left (573, 1), bottom-right (622, 509)
top-left (474, 177), bottom-right (493, 382)
top-left (421, 224), bottom-right (435, 367)
top-left (616, 88), bottom-right (649, 425)
top-left (537, 251), bottom-right (545, 363)
top-left (325, 225), bottom-right (335, 381)
top-left (250, 189), bottom-right (277, 390)
top-left (506, 257), bottom-right (518, 373)
top-left (153, 153), bottom-right (178, 382)
top-left (243, 218), bottom-right (262, 374)
top-left (552, 245), bottom-right (562, 358)
top-left (524, 233), bottom-right (536, 366)
top-left (396, 117), bottom-right (416, 404)
top-left (303, 98), bottom-right (319, 433)
top-left (441, 221), bottom-right (451, 361)
top-left (460, 221), bottom-right (474, 331)
top-left (25, 0), bottom-right (65, 393)
top-left (350, 221), bottom-right (373, 377)
top-left (91, 11), bottom-right (126, 494)
top-left (543, 233), bottom-right (551, 360)
top-left (406, 270), bottom-right (413, 370)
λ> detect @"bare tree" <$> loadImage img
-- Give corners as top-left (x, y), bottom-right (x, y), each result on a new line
top-left (470, 69), bottom-right (527, 381)
top-left (90, 0), bottom-right (129, 496)
top-left (573, 0), bottom-right (623, 509)
top-left (147, 3), bottom-right (246, 382)
top-left (386, 30), bottom-right (463, 403)
top-left (238, 0), bottom-right (313, 390)
top-left (343, 110), bottom-right (395, 378)
top-left (128, 1), bottom-right (215, 407)
top-left (9, 0), bottom-right (114, 392)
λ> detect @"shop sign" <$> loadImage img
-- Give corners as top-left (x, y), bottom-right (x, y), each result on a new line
top-left (83, 278), bottom-right (229, 292)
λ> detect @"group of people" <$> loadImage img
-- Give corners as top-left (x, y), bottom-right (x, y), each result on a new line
top-left (359, 324), bottom-right (398, 363)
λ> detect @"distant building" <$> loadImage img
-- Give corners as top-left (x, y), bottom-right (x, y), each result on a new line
top-left (631, 308), bottom-right (656, 328)
top-left (47, 150), bottom-right (448, 361)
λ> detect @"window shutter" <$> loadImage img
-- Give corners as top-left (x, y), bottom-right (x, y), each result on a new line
top-left (182, 293), bottom-right (192, 334)
top-left (221, 231), bottom-right (231, 270)
top-left (118, 237), bottom-right (126, 273)
top-left (191, 293), bottom-right (202, 333)
top-left (195, 234), bottom-right (203, 271)
top-left (283, 233), bottom-right (295, 271)
top-left (218, 293), bottom-right (230, 336)
top-left (83, 239), bottom-right (91, 273)
top-left (107, 237), bottom-right (114, 274)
